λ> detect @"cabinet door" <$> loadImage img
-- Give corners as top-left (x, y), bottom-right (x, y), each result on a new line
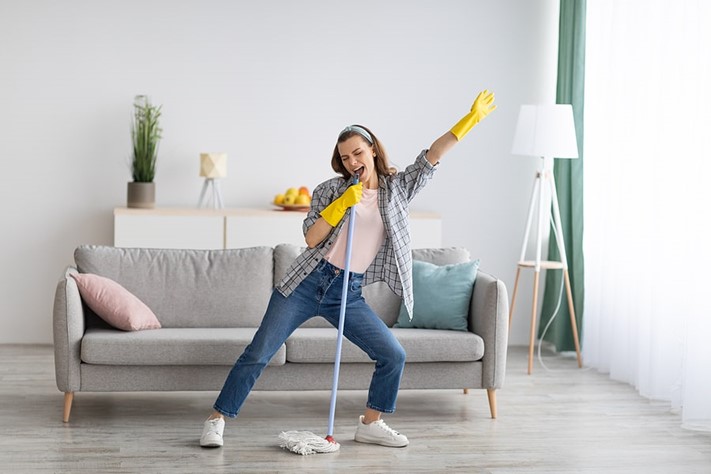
top-left (225, 211), bottom-right (442, 249)
top-left (114, 214), bottom-right (224, 249)
top-left (225, 213), bottom-right (307, 248)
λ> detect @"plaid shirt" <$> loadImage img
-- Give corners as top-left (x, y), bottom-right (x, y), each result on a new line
top-left (275, 150), bottom-right (438, 318)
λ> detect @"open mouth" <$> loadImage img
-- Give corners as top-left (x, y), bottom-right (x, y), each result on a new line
top-left (353, 166), bottom-right (365, 177)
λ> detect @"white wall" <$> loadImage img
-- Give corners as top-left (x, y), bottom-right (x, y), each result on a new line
top-left (0, 0), bottom-right (559, 344)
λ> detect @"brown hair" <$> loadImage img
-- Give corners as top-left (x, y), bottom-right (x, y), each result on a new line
top-left (330, 124), bottom-right (396, 180)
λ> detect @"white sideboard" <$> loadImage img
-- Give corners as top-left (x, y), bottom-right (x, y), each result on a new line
top-left (114, 208), bottom-right (442, 250)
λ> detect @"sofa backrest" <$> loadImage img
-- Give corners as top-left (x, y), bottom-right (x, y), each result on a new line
top-left (74, 244), bottom-right (473, 330)
top-left (74, 245), bottom-right (274, 328)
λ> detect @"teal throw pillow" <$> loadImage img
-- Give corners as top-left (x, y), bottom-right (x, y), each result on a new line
top-left (395, 259), bottom-right (480, 331)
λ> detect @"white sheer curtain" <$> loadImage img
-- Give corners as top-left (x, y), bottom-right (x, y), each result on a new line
top-left (583, 0), bottom-right (711, 431)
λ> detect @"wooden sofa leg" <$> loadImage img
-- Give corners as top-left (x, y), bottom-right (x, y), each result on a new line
top-left (487, 388), bottom-right (497, 419)
top-left (463, 388), bottom-right (469, 394)
top-left (63, 392), bottom-right (74, 423)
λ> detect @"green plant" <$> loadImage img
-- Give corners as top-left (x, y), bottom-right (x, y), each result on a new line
top-left (130, 95), bottom-right (162, 182)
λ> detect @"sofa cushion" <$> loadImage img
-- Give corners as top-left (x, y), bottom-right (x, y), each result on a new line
top-left (74, 245), bottom-right (274, 328)
top-left (81, 328), bottom-right (286, 366)
top-left (273, 243), bottom-right (303, 286)
top-left (363, 282), bottom-right (403, 327)
top-left (394, 259), bottom-right (480, 331)
top-left (285, 327), bottom-right (484, 363)
top-left (70, 272), bottom-right (162, 331)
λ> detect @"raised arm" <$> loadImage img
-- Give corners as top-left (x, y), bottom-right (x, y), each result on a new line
top-left (426, 89), bottom-right (497, 165)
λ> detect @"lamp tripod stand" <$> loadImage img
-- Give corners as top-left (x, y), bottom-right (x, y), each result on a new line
top-left (508, 156), bottom-right (582, 374)
top-left (198, 178), bottom-right (224, 209)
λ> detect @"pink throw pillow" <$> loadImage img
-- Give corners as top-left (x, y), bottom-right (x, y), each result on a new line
top-left (70, 273), bottom-right (161, 331)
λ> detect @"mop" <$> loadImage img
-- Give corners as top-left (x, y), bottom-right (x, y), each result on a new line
top-left (279, 173), bottom-right (359, 455)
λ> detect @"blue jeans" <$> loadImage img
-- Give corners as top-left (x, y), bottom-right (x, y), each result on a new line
top-left (213, 259), bottom-right (406, 418)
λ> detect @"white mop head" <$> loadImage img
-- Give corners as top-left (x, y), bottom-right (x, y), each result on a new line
top-left (279, 431), bottom-right (341, 455)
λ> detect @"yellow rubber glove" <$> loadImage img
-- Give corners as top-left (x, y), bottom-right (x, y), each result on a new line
top-left (450, 89), bottom-right (497, 141)
top-left (320, 182), bottom-right (363, 227)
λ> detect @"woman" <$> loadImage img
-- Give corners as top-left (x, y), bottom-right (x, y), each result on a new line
top-left (200, 90), bottom-right (496, 448)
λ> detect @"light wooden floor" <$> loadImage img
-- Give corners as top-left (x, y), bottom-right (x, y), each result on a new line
top-left (1, 345), bottom-right (710, 473)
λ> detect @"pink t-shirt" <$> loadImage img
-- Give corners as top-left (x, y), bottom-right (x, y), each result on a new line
top-left (325, 188), bottom-right (385, 273)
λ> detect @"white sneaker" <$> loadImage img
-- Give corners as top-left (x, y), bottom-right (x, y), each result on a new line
top-left (354, 415), bottom-right (409, 447)
top-left (200, 417), bottom-right (225, 448)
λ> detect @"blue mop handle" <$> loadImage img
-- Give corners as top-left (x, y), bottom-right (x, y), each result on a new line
top-left (327, 172), bottom-right (359, 438)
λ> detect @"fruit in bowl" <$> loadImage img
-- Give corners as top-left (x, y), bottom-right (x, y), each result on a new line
top-left (274, 186), bottom-right (312, 209)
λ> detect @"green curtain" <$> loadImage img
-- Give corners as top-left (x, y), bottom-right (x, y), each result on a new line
top-left (538, 0), bottom-right (586, 351)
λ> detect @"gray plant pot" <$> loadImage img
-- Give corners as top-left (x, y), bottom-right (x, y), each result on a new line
top-left (127, 182), bottom-right (155, 209)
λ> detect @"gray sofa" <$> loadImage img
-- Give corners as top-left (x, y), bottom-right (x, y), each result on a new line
top-left (53, 244), bottom-right (509, 423)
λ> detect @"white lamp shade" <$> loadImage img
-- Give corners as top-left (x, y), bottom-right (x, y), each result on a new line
top-left (200, 153), bottom-right (227, 178)
top-left (511, 104), bottom-right (579, 159)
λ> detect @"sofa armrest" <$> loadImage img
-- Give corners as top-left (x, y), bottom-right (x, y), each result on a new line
top-left (469, 270), bottom-right (509, 389)
top-left (53, 267), bottom-right (85, 393)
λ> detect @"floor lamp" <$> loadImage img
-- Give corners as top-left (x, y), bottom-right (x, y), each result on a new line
top-left (198, 153), bottom-right (227, 209)
top-left (509, 104), bottom-right (582, 374)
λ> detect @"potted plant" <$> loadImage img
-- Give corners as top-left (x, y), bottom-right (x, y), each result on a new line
top-left (127, 95), bottom-right (162, 208)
